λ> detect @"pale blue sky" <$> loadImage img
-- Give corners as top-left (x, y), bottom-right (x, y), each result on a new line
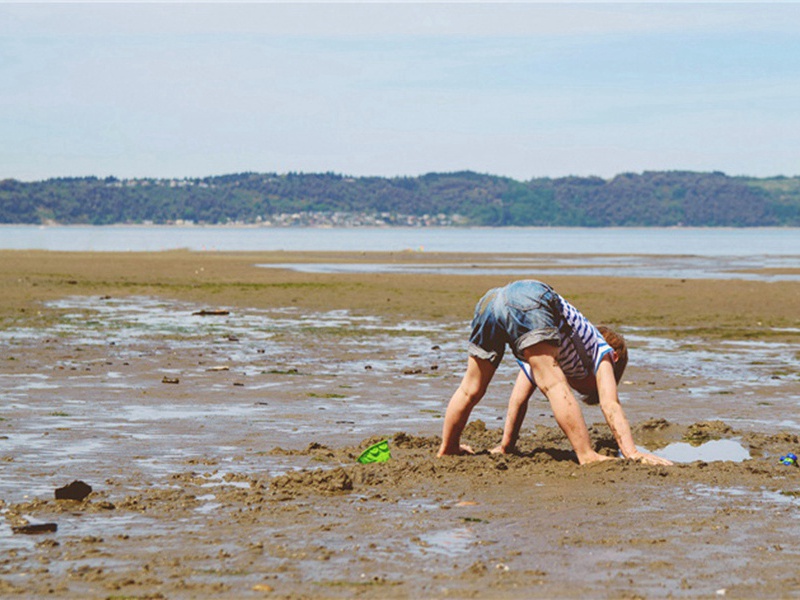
top-left (2, 2), bottom-right (800, 181)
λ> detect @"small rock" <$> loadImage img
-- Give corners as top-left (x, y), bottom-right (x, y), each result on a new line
top-left (12, 523), bottom-right (58, 535)
top-left (55, 480), bottom-right (93, 501)
top-left (162, 376), bottom-right (180, 384)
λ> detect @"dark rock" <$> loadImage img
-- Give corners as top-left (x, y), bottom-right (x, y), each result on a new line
top-left (55, 480), bottom-right (93, 501)
top-left (402, 367), bottom-right (423, 375)
top-left (13, 523), bottom-right (58, 534)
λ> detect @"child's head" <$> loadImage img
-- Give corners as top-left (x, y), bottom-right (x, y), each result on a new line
top-left (597, 326), bottom-right (628, 383)
top-left (579, 326), bottom-right (628, 406)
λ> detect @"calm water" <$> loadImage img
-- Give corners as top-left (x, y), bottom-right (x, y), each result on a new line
top-left (1, 225), bottom-right (798, 256)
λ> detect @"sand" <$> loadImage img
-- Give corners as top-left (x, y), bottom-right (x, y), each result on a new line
top-left (0, 250), bottom-right (799, 599)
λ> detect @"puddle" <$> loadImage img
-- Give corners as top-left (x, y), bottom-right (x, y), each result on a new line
top-left (687, 484), bottom-right (800, 510)
top-left (199, 473), bottom-right (252, 489)
top-left (654, 439), bottom-right (751, 463)
top-left (120, 403), bottom-right (260, 422)
top-left (195, 498), bottom-right (223, 515)
top-left (415, 527), bottom-right (475, 556)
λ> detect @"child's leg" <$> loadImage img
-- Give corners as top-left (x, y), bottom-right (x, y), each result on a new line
top-left (437, 356), bottom-right (496, 456)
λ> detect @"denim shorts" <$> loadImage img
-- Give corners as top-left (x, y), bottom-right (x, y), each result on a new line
top-left (468, 280), bottom-right (561, 367)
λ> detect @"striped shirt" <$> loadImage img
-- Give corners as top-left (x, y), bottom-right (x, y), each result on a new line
top-left (517, 295), bottom-right (613, 384)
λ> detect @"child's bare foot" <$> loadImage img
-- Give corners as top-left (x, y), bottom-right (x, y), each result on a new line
top-left (437, 444), bottom-right (475, 457)
top-left (579, 452), bottom-right (618, 465)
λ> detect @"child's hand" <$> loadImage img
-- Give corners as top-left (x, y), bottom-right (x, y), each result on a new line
top-left (629, 450), bottom-right (673, 466)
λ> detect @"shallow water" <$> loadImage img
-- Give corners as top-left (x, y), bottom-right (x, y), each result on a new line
top-left (258, 253), bottom-right (800, 282)
top-left (619, 331), bottom-right (800, 431)
top-left (3, 225), bottom-right (799, 256)
top-left (415, 527), bottom-right (476, 557)
top-left (685, 483), bottom-right (800, 512)
top-left (654, 439), bottom-right (751, 463)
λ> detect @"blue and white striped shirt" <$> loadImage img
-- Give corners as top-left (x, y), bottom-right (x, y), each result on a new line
top-left (517, 295), bottom-right (613, 384)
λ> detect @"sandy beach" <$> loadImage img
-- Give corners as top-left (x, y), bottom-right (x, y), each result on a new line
top-left (1, 250), bottom-right (799, 598)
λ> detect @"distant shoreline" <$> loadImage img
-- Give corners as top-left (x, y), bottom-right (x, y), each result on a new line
top-left (3, 171), bottom-right (798, 227)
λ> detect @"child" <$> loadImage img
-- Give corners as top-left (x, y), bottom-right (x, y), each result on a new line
top-left (437, 280), bottom-right (671, 466)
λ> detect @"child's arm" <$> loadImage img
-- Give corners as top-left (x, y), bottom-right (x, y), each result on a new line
top-left (596, 356), bottom-right (673, 466)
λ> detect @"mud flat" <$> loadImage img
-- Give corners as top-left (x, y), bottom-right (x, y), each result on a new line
top-left (0, 250), bottom-right (799, 598)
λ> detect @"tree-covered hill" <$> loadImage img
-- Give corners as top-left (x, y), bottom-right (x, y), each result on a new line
top-left (0, 170), bottom-right (798, 226)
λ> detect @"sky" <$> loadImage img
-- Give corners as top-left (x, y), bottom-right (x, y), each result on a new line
top-left (2, 2), bottom-right (800, 182)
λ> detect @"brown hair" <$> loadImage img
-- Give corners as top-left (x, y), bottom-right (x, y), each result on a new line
top-left (597, 326), bottom-right (628, 383)
top-left (579, 326), bottom-right (628, 406)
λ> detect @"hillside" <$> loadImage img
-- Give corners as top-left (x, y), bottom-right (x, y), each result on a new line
top-left (1, 171), bottom-right (798, 226)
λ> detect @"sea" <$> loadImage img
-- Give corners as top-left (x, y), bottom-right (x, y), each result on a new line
top-left (1, 224), bottom-right (798, 254)
top-left (1, 225), bottom-right (797, 281)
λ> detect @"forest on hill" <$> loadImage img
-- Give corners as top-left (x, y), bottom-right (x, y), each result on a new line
top-left (1, 170), bottom-right (798, 227)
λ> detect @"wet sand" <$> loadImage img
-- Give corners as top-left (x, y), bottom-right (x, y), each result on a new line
top-left (1, 250), bottom-right (799, 599)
